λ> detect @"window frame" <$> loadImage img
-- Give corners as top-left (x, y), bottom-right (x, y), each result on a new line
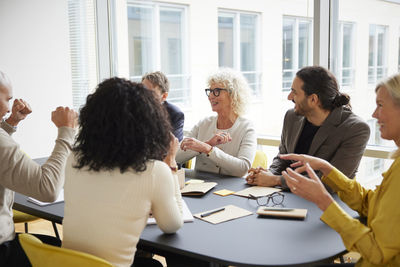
top-left (218, 9), bottom-right (262, 97)
top-left (368, 24), bottom-right (388, 85)
top-left (282, 15), bottom-right (313, 92)
top-left (124, 1), bottom-right (191, 106)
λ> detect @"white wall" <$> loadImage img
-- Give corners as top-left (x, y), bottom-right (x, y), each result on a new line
top-left (0, 0), bottom-right (73, 158)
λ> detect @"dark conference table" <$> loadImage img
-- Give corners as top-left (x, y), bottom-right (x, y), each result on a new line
top-left (13, 168), bottom-right (358, 267)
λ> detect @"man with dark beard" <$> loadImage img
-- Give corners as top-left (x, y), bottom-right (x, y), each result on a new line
top-left (246, 66), bottom-right (370, 189)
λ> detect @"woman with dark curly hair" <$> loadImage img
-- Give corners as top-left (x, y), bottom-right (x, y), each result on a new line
top-left (62, 77), bottom-right (183, 267)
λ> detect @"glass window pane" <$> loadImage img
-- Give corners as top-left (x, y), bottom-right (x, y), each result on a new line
top-left (160, 9), bottom-right (182, 75)
top-left (298, 21), bottom-right (311, 68)
top-left (240, 14), bottom-right (256, 72)
top-left (218, 15), bottom-right (234, 68)
top-left (282, 17), bottom-right (312, 92)
top-left (127, 6), bottom-right (154, 76)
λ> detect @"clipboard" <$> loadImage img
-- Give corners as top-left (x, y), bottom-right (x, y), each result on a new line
top-left (256, 206), bottom-right (307, 219)
top-left (194, 205), bottom-right (252, 224)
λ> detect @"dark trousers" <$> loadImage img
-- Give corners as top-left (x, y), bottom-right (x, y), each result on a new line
top-left (0, 233), bottom-right (60, 267)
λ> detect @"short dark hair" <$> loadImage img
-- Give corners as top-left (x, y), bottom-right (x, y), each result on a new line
top-left (296, 66), bottom-right (351, 111)
top-left (142, 71), bottom-right (170, 93)
top-left (73, 77), bottom-right (172, 173)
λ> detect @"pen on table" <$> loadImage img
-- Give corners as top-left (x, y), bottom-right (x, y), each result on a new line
top-left (200, 207), bottom-right (225, 217)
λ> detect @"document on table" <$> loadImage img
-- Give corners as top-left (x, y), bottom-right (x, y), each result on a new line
top-left (27, 189), bottom-right (64, 206)
top-left (234, 186), bottom-right (281, 198)
top-left (194, 204), bottom-right (252, 224)
top-left (147, 199), bottom-right (194, 224)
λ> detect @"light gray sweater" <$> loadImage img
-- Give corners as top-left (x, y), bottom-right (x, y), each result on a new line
top-left (0, 120), bottom-right (75, 244)
top-left (176, 116), bottom-right (257, 177)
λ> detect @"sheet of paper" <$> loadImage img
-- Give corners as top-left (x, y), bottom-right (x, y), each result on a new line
top-left (147, 199), bottom-right (193, 224)
top-left (181, 182), bottom-right (217, 195)
top-left (256, 206), bottom-right (307, 219)
top-left (185, 179), bottom-right (204, 184)
top-left (234, 186), bottom-right (281, 198)
top-left (27, 189), bottom-right (64, 206)
top-left (194, 204), bottom-right (252, 224)
top-left (213, 189), bottom-right (235, 196)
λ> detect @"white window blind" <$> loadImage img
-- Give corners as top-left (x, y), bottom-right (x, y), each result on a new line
top-left (68, 0), bottom-right (98, 111)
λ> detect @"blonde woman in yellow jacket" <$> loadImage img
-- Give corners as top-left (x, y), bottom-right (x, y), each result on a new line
top-left (281, 73), bottom-right (400, 267)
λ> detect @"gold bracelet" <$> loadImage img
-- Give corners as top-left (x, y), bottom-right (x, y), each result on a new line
top-left (206, 146), bottom-right (213, 157)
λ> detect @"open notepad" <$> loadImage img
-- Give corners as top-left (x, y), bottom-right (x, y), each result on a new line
top-left (27, 189), bottom-right (64, 206)
top-left (147, 199), bottom-right (193, 224)
top-left (194, 205), bottom-right (252, 224)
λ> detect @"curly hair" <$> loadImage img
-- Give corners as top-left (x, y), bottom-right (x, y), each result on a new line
top-left (296, 66), bottom-right (351, 111)
top-left (73, 77), bottom-right (172, 173)
top-left (207, 68), bottom-right (250, 116)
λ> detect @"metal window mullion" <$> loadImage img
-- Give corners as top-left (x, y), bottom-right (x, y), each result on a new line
top-left (293, 19), bottom-right (299, 70)
top-left (338, 23), bottom-right (344, 84)
top-left (155, 4), bottom-right (161, 70)
top-left (95, 0), bottom-right (112, 80)
top-left (234, 12), bottom-right (241, 71)
top-left (374, 26), bottom-right (378, 83)
top-left (313, 0), bottom-right (330, 68)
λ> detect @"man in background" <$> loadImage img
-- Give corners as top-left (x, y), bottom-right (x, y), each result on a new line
top-left (142, 71), bottom-right (184, 141)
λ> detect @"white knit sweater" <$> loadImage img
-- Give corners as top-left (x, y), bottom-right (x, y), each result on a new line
top-left (62, 155), bottom-right (183, 267)
top-left (176, 115), bottom-right (257, 177)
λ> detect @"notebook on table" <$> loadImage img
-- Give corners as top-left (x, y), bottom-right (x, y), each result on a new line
top-left (180, 182), bottom-right (217, 196)
top-left (256, 206), bottom-right (307, 219)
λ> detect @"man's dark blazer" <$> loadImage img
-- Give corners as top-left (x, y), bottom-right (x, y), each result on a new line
top-left (269, 106), bottom-right (370, 179)
top-left (164, 101), bottom-right (184, 142)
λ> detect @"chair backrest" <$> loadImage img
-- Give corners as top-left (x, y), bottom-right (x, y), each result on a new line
top-left (19, 234), bottom-right (113, 267)
top-left (252, 150), bottom-right (268, 169)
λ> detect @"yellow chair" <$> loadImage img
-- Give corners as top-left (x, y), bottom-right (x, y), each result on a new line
top-left (252, 150), bottom-right (268, 169)
top-left (185, 159), bottom-right (193, 169)
top-left (19, 233), bottom-right (114, 267)
top-left (13, 209), bottom-right (39, 233)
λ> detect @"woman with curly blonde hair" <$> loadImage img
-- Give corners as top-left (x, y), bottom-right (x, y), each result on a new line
top-left (176, 68), bottom-right (256, 177)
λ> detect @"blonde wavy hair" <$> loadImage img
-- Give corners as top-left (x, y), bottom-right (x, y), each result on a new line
top-left (207, 68), bottom-right (251, 116)
top-left (375, 73), bottom-right (400, 159)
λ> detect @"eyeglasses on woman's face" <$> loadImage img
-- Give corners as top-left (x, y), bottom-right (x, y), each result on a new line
top-left (248, 192), bottom-right (285, 207)
top-left (205, 88), bottom-right (229, 97)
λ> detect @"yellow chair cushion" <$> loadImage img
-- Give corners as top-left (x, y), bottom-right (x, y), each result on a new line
top-left (19, 233), bottom-right (114, 267)
top-left (13, 210), bottom-right (38, 224)
top-left (252, 150), bottom-right (268, 169)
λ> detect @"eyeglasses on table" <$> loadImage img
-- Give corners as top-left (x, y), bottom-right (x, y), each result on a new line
top-left (248, 192), bottom-right (285, 207)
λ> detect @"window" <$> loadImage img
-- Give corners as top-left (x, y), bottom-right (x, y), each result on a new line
top-left (368, 24), bottom-right (388, 85)
top-left (398, 28), bottom-right (400, 72)
top-left (67, 0), bottom-right (98, 111)
top-left (218, 11), bottom-right (261, 97)
top-left (332, 22), bottom-right (356, 90)
top-left (282, 16), bottom-right (313, 91)
top-left (126, 2), bottom-right (189, 106)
